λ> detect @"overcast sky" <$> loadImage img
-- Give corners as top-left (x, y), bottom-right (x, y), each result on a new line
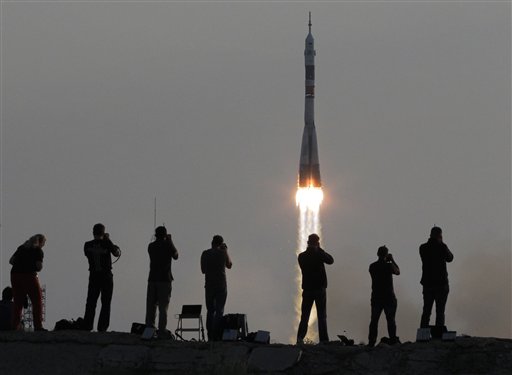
top-left (1, 2), bottom-right (510, 343)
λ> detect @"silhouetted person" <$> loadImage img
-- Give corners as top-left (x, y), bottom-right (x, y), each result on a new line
top-left (201, 235), bottom-right (232, 341)
top-left (296, 234), bottom-right (334, 344)
top-left (9, 234), bottom-right (46, 331)
top-left (420, 226), bottom-right (454, 329)
top-left (145, 226), bottom-right (179, 336)
top-left (368, 246), bottom-right (400, 347)
top-left (0, 287), bottom-right (14, 330)
top-left (83, 223), bottom-right (120, 332)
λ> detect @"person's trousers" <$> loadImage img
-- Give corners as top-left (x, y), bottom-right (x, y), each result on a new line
top-left (297, 288), bottom-right (329, 343)
top-left (11, 272), bottom-right (43, 330)
top-left (368, 296), bottom-right (397, 345)
top-left (145, 281), bottom-right (172, 331)
top-left (420, 285), bottom-right (449, 328)
top-left (83, 272), bottom-right (113, 332)
top-left (205, 286), bottom-right (227, 341)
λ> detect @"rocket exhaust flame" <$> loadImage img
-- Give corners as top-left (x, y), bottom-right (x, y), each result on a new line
top-left (296, 186), bottom-right (324, 211)
top-left (294, 186), bottom-right (323, 342)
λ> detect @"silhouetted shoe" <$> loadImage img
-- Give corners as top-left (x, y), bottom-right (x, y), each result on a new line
top-left (338, 335), bottom-right (355, 346)
top-left (79, 324), bottom-right (92, 331)
top-left (35, 327), bottom-right (48, 332)
top-left (367, 342), bottom-right (375, 348)
top-left (296, 339), bottom-right (304, 345)
top-left (380, 337), bottom-right (391, 345)
top-left (389, 336), bottom-right (401, 345)
top-left (157, 329), bottom-right (174, 340)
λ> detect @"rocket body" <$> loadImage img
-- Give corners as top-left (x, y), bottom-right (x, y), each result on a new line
top-left (298, 16), bottom-right (321, 188)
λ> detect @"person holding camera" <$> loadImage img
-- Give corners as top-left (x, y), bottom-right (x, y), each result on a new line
top-left (9, 234), bottom-right (47, 331)
top-left (201, 235), bottom-right (232, 341)
top-left (145, 226), bottom-right (179, 337)
top-left (296, 233), bottom-right (334, 345)
top-left (419, 226), bottom-right (454, 329)
top-left (82, 223), bottom-right (121, 332)
top-left (368, 246), bottom-right (400, 347)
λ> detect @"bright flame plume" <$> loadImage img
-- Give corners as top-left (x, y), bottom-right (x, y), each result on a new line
top-left (294, 186), bottom-right (323, 343)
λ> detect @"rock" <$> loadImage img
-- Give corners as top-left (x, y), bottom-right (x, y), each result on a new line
top-left (97, 344), bottom-right (150, 370)
top-left (151, 346), bottom-right (211, 372)
top-left (248, 346), bottom-right (302, 372)
top-left (0, 332), bottom-right (511, 374)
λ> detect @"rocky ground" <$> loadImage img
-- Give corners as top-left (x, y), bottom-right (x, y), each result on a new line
top-left (0, 331), bottom-right (510, 374)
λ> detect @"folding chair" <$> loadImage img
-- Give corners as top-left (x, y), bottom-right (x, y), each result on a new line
top-left (175, 305), bottom-right (205, 341)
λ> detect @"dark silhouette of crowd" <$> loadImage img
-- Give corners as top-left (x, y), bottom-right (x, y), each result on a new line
top-left (2, 224), bottom-right (454, 346)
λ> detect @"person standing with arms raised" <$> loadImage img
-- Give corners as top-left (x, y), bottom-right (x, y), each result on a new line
top-left (82, 223), bottom-right (120, 332)
top-left (201, 235), bottom-right (232, 341)
top-left (368, 246), bottom-right (400, 347)
top-left (10, 234), bottom-right (47, 331)
top-left (420, 226), bottom-right (454, 330)
top-left (145, 226), bottom-right (179, 338)
top-left (296, 233), bottom-right (334, 344)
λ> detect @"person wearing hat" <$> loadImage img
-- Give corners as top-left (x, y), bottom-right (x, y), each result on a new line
top-left (82, 223), bottom-right (121, 332)
top-left (296, 233), bottom-right (334, 344)
top-left (145, 226), bottom-right (179, 337)
top-left (201, 235), bottom-right (232, 341)
top-left (419, 226), bottom-right (454, 329)
top-left (367, 245), bottom-right (400, 347)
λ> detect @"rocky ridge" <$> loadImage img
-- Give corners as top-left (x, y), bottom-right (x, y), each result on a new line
top-left (0, 331), bottom-right (510, 374)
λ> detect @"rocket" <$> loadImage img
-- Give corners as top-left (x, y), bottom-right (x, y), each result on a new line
top-left (298, 12), bottom-right (321, 188)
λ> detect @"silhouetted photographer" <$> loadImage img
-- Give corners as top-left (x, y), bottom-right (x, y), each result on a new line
top-left (420, 226), bottom-right (454, 329)
top-left (9, 234), bottom-right (47, 331)
top-left (368, 246), bottom-right (400, 347)
top-left (296, 234), bottom-right (334, 344)
top-left (82, 223), bottom-right (121, 332)
top-left (201, 235), bottom-right (232, 341)
top-left (145, 226), bottom-right (179, 338)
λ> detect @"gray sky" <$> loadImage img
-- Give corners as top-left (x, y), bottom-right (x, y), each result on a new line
top-left (1, 2), bottom-right (510, 343)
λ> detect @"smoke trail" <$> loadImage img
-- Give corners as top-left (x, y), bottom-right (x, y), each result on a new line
top-left (293, 187), bottom-right (323, 343)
